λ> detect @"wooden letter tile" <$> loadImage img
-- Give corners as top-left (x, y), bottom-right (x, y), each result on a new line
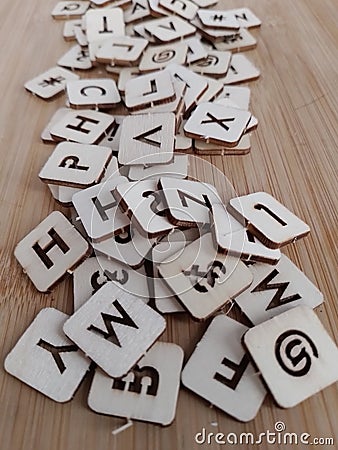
top-left (66, 78), bottom-right (121, 109)
top-left (228, 7), bottom-right (262, 29)
top-left (222, 54), bottom-right (260, 84)
top-left (159, 0), bottom-right (198, 21)
top-left (139, 43), bottom-right (188, 72)
top-left (124, 0), bottom-right (151, 24)
top-left (63, 19), bottom-right (83, 41)
top-left (73, 255), bottom-right (150, 310)
top-left (63, 282), bottom-right (166, 377)
top-left (88, 342), bottom-right (183, 424)
top-left (235, 254), bottom-right (324, 325)
top-left (128, 154), bottom-right (188, 181)
top-left (118, 113), bottom-right (175, 165)
top-left (50, 109), bottom-right (115, 144)
top-left (228, 191), bottom-right (311, 248)
top-left (58, 45), bottom-right (92, 71)
top-left (52, 1), bottom-right (90, 20)
top-left (41, 107), bottom-right (71, 144)
top-left (158, 232), bottom-right (253, 320)
top-left (197, 10), bottom-right (240, 30)
top-left (211, 203), bottom-right (281, 264)
top-left (184, 102), bottom-right (251, 147)
top-left (39, 142), bottom-right (112, 188)
top-left (24, 67), bottom-right (79, 100)
top-left (125, 70), bottom-right (176, 111)
top-left (243, 306), bottom-right (338, 408)
top-left (72, 176), bottom-right (130, 242)
top-left (114, 180), bottom-right (174, 237)
top-left (190, 50), bottom-right (231, 78)
top-left (144, 16), bottom-right (196, 43)
top-left (96, 36), bottom-right (148, 65)
top-left (182, 315), bottom-right (266, 421)
top-left (184, 37), bottom-right (208, 64)
top-left (159, 177), bottom-right (221, 227)
top-left (4, 308), bottom-right (91, 402)
top-left (217, 85), bottom-right (251, 110)
top-left (14, 211), bottom-right (90, 292)
top-left (211, 28), bottom-right (257, 53)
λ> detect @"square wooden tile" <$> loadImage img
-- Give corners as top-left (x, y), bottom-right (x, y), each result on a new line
top-left (25, 67), bottom-right (79, 100)
top-left (66, 78), bottom-right (121, 109)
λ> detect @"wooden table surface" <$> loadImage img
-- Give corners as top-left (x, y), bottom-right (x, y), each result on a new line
top-left (0, 0), bottom-right (337, 449)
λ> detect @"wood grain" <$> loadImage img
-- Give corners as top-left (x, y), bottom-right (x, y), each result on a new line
top-left (0, 0), bottom-right (337, 449)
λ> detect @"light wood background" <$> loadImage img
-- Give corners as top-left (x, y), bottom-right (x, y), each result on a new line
top-left (0, 0), bottom-right (337, 449)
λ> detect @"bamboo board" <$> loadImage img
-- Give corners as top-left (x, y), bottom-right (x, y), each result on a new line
top-left (0, 0), bottom-right (337, 449)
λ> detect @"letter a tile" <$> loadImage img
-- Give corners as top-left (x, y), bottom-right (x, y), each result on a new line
top-left (182, 315), bottom-right (266, 421)
top-left (63, 282), bottom-right (166, 377)
top-left (88, 342), bottom-right (184, 424)
top-left (184, 102), bottom-right (251, 147)
top-left (118, 113), bottom-right (175, 165)
top-left (14, 211), bottom-right (90, 292)
top-left (243, 306), bottom-right (338, 408)
top-left (235, 254), bottom-right (323, 324)
top-left (4, 308), bottom-right (91, 402)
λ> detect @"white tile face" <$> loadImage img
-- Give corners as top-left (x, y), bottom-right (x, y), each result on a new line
top-left (85, 8), bottom-right (125, 44)
top-left (235, 254), bottom-right (323, 325)
top-left (39, 142), bottom-right (112, 188)
top-left (58, 45), bottom-right (92, 70)
top-left (228, 7), bottom-right (262, 28)
top-left (88, 342), bottom-right (184, 424)
top-left (139, 43), bottom-right (188, 72)
top-left (63, 19), bottom-right (83, 41)
top-left (184, 37), bottom-right (208, 64)
top-left (211, 204), bottom-right (281, 264)
top-left (92, 226), bottom-right (155, 268)
top-left (159, 0), bottom-right (198, 21)
top-left (14, 211), bottom-right (89, 292)
top-left (74, 27), bottom-right (88, 47)
top-left (212, 28), bottom-right (257, 53)
top-left (125, 70), bottom-right (175, 111)
top-left (72, 176), bottom-right (130, 242)
top-left (244, 306), bottom-right (338, 408)
top-left (96, 36), bottom-right (148, 65)
top-left (190, 50), bottom-right (231, 78)
top-left (182, 315), bottom-right (266, 421)
top-left (184, 103), bottom-right (251, 147)
top-left (128, 154), bottom-right (188, 181)
top-left (97, 115), bottom-right (126, 153)
top-left (158, 233), bottom-right (253, 320)
top-left (144, 16), bottom-right (196, 43)
top-left (191, 0), bottom-right (217, 6)
top-left (41, 108), bottom-right (70, 144)
top-left (117, 67), bottom-right (141, 92)
top-left (228, 192), bottom-right (311, 248)
top-left (25, 67), bottom-right (79, 100)
top-left (50, 109), bottom-right (115, 145)
top-left (52, 1), bottom-right (90, 19)
top-left (124, 0), bottom-right (151, 24)
top-left (4, 308), bottom-right (91, 402)
top-left (217, 85), bottom-right (251, 110)
top-left (73, 256), bottom-right (150, 310)
top-left (148, 0), bottom-right (169, 16)
top-left (165, 64), bottom-right (208, 113)
top-left (63, 282), bottom-right (166, 378)
top-left (196, 77), bottom-right (223, 104)
top-left (114, 180), bottom-right (175, 238)
top-left (197, 10), bottom-right (240, 30)
top-left (223, 54), bottom-right (260, 84)
top-left (118, 113), bottom-right (175, 165)
top-left (159, 177), bottom-right (221, 227)
top-left (66, 79), bottom-right (121, 109)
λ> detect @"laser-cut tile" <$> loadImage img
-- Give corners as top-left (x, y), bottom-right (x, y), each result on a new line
top-left (144, 16), bottom-right (196, 43)
top-left (128, 154), bottom-right (188, 181)
top-left (63, 19), bottom-right (83, 41)
top-left (184, 103), bottom-right (251, 147)
top-left (158, 232), bottom-right (253, 320)
top-left (124, 0), bottom-right (151, 24)
top-left (235, 254), bottom-right (323, 325)
top-left (50, 109), bottom-right (115, 144)
top-left (72, 176), bottom-right (129, 242)
top-left (194, 133), bottom-right (251, 155)
top-left (39, 142), bottom-right (112, 188)
top-left (25, 67), bottom-right (79, 100)
top-left (14, 211), bottom-right (90, 292)
top-left (4, 308), bottom-right (91, 402)
top-left (182, 315), bottom-right (266, 421)
top-left (63, 282), bottom-right (166, 377)
top-left (88, 342), bottom-right (183, 424)
top-left (190, 50), bottom-right (231, 78)
top-left (223, 54), bottom-right (260, 84)
top-left (66, 78), bottom-right (121, 109)
top-left (243, 306), bottom-right (338, 408)
top-left (139, 42), bottom-right (188, 72)
top-left (118, 113), bottom-right (175, 165)
top-left (159, 177), bottom-right (221, 227)
top-left (210, 28), bottom-right (257, 53)
top-left (114, 179), bottom-right (174, 238)
top-left (184, 37), bottom-right (208, 64)
top-left (228, 192), bottom-right (310, 248)
top-left (96, 36), bottom-right (148, 65)
top-left (52, 1), bottom-right (90, 20)
top-left (41, 108), bottom-right (71, 144)
top-left (216, 85), bottom-right (251, 110)
top-left (124, 70), bottom-right (175, 111)
top-left (159, 0), bottom-right (198, 21)
top-left (196, 77), bottom-right (223, 104)
top-left (97, 115), bottom-right (126, 153)
top-left (58, 45), bottom-right (92, 71)
top-left (197, 9), bottom-right (240, 30)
